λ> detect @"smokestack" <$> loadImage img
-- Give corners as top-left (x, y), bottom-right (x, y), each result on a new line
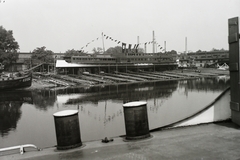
top-left (153, 31), bottom-right (155, 53)
top-left (164, 41), bottom-right (166, 53)
top-left (145, 43), bottom-right (147, 53)
top-left (185, 37), bottom-right (187, 53)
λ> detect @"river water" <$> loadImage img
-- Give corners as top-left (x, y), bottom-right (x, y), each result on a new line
top-left (0, 76), bottom-right (230, 149)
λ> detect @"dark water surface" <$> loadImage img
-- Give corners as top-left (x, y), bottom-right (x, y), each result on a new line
top-left (0, 76), bottom-right (229, 149)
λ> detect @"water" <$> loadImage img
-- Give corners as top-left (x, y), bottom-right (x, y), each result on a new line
top-left (0, 76), bottom-right (230, 149)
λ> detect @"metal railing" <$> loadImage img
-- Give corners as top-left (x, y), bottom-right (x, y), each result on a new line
top-left (0, 144), bottom-right (41, 155)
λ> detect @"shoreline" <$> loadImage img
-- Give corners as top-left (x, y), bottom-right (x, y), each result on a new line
top-left (27, 68), bottom-right (229, 90)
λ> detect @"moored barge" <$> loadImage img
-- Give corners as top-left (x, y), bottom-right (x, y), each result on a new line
top-left (0, 71), bottom-right (32, 90)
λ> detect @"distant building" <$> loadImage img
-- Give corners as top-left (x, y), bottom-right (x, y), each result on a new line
top-left (13, 52), bottom-right (65, 71)
top-left (179, 51), bottom-right (229, 68)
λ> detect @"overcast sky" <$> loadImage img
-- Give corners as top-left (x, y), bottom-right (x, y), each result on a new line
top-left (0, 0), bottom-right (239, 53)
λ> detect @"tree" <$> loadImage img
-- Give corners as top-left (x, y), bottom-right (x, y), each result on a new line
top-left (220, 48), bottom-right (226, 51)
top-left (31, 46), bottom-right (54, 64)
top-left (166, 50), bottom-right (177, 55)
top-left (92, 47), bottom-right (103, 54)
top-left (0, 26), bottom-right (19, 70)
top-left (211, 48), bottom-right (227, 52)
top-left (105, 46), bottom-right (122, 55)
top-left (64, 49), bottom-right (87, 56)
top-left (137, 48), bottom-right (144, 53)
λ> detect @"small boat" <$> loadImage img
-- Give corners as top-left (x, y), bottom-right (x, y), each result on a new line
top-left (0, 71), bottom-right (32, 90)
top-left (217, 63), bottom-right (229, 70)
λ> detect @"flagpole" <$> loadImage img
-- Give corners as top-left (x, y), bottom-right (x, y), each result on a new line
top-left (137, 36), bottom-right (140, 53)
top-left (102, 32), bottom-right (105, 53)
top-left (164, 41), bottom-right (166, 53)
top-left (153, 31), bottom-right (155, 53)
top-left (185, 37), bottom-right (187, 54)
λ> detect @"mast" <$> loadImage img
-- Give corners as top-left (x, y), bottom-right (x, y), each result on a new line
top-left (102, 32), bottom-right (105, 53)
top-left (137, 36), bottom-right (140, 53)
top-left (145, 43), bottom-right (147, 53)
top-left (164, 41), bottom-right (166, 53)
top-left (153, 31), bottom-right (155, 53)
top-left (185, 37), bottom-right (187, 53)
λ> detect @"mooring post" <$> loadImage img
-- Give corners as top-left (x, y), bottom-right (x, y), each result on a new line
top-left (228, 17), bottom-right (240, 125)
top-left (53, 110), bottom-right (82, 150)
top-left (123, 101), bottom-right (151, 140)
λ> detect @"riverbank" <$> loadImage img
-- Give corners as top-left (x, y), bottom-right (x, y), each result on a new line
top-left (29, 79), bottom-right (56, 89)
top-left (28, 68), bottom-right (229, 90)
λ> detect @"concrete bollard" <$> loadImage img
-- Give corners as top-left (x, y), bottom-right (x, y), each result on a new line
top-left (53, 110), bottom-right (82, 150)
top-left (123, 101), bottom-right (150, 140)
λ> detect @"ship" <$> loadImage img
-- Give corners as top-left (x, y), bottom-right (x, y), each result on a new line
top-left (64, 52), bottom-right (177, 65)
top-left (0, 71), bottom-right (32, 90)
top-left (58, 51), bottom-right (178, 74)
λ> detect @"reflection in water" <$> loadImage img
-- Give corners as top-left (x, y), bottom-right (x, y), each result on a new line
top-left (29, 76), bottom-right (230, 109)
top-left (57, 81), bottom-right (178, 105)
top-left (178, 76), bottom-right (230, 97)
top-left (32, 90), bottom-right (56, 111)
top-left (79, 104), bottom-right (123, 127)
top-left (0, 101), bottom-right (22, 137)
top-left (0, 91), bottom-right (32, 137)
top-left (0, 76), bottom-right (230, 148)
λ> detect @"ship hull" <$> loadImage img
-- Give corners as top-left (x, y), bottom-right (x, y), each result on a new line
top-left (0, 72), bottom-right (32, 90)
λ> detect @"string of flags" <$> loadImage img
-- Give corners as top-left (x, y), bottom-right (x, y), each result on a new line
top-left (79, 32), bottom-right (165, 53)
top-left (79, 37), bottom-right (100, 53)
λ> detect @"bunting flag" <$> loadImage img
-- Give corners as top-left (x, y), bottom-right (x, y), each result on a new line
top-left (79, 35), bottom-right (102, 52)
top-left (136, 44), bottom-right (139, 49)
top-left (133, 44), bottom-right (136, 49)
top-left (79, 32), bottom-right (165, 53)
